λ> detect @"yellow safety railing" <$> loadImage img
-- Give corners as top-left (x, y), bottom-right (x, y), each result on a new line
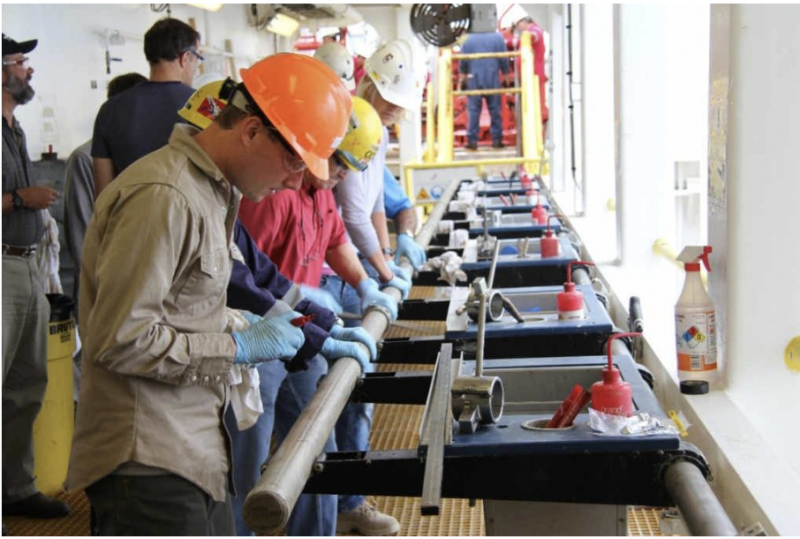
top-left (424, 81), bottom-right (435, 163)
top-left (405, 31), bottom-right (545, 203)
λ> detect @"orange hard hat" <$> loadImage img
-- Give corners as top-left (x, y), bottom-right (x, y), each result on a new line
top-left (240, 53), bottom-right (352, 180)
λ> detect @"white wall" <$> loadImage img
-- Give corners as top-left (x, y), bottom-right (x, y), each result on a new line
top-left (2, 3), bottom-right (277, 158)
top-left (723, 3), bottom-right (800, 488)
top-left (356, 5), bottom-right (398, 45)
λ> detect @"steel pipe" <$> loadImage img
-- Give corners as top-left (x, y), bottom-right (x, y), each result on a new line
top-left (664, 461), bottom-right (737, 536)
top-left (243, 290), bottom-right (401, 533)
top-left (243, 177), bottom-right (458, 533)
top-left (413, 177), bottom-right (462, 251)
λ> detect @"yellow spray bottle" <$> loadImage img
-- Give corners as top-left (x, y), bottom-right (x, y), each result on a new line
top-left (675, 245), bottom-right (718, 391)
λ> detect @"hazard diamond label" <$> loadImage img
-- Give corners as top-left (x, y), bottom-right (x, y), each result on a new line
top-left (682, 326), bottom-right (706, 349)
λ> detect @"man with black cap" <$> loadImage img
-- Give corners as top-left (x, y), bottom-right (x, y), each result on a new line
top-left (2, 34), bottom-right (70, 520)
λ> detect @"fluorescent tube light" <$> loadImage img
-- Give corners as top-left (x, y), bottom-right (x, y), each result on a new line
top-left (267, 13), bottom-right (300, 37)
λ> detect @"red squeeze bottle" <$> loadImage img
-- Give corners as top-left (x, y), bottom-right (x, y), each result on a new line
top-left (540, 215), bottom-right (560, 258)
top-left (557, 261), bottom-right (595, 320)
top-left (531, 194), bottom-right (548, 225)
top-left (590, 332), bottom-right (643, 417)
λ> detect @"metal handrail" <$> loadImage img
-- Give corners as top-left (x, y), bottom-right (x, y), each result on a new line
top-left (452, 51), bottom-right (521, 60)
top-left (404, 31), bottom-right (544, 202)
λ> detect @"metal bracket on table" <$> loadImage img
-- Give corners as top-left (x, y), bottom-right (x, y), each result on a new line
top-left (417, 343), bottom-right (458, 516)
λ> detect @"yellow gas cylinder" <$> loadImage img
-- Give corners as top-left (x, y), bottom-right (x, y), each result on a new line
top-left (32, 294), bottom-right (75, 495)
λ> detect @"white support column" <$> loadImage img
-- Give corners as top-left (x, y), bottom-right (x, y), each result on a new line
top-left (574, 3), bottom-right (616, 262)
top-left (614, 4), bottom-right (672, 267)
top-left (548, 7), bottom-right (564, 192)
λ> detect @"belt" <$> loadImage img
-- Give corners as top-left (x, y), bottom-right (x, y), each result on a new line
top-left (2, 244), bottom-right (37, 257)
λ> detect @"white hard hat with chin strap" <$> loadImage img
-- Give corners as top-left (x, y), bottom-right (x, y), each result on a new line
top-left (364, 38), bottom-right (423, 111)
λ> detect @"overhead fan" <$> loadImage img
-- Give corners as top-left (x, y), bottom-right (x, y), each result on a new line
top-left (410, 4), bottom-right (471, 47)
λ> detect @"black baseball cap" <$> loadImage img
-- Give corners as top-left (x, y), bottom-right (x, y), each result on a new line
top-left (2, 34), bottom-right (38, 56)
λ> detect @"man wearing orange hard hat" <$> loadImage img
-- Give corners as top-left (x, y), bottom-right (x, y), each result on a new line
top-left (66, 53), bottom-right (351, 536)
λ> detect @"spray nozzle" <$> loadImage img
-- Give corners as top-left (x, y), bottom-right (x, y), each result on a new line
top-left (677, 245), bottom-right (713, 271)
top-left (606, 332), bottom-right (643, 371)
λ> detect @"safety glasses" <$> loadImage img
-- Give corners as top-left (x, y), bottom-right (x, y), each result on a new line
top-left (2, 57), bottom-right (29, 69)
top-left (184, 47), bottom-right (204, 63)
top-left (263, 123), bottom-right (306, 174)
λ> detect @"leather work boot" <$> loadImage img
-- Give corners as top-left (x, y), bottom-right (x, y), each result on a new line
top-left (336, 500), bottom-right (399, 536)
top-left (2, 492), bottom-right (71, 519)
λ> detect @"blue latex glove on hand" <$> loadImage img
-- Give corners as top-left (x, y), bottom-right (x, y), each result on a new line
top-left (381, 274), bottom-right (411, 301)
top-left (232, 311), bottom-right (305, 365)
top-left (299, 284), bottom-right (342, 315)
top-left (321, 338), bottom-right (370, 372)
top-left (386, 259), bottom-right (412, 284)
top-left (330, 324), bottom-right (377, 360)
top-left (239, 310), bottom-right (262, 326)
top-left (356, 278), bottom-right (398, 321)
top-left (395, 232), bottom-right (427, 269)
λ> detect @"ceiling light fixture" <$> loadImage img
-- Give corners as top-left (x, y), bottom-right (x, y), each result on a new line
top-left (188, 3), bottom-right (223, 12)
top-left (267, 13), bottom-right (300, 37)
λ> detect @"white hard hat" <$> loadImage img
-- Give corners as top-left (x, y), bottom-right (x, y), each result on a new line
top-left (314, 42), bottom-right (355, 91)
top-left (364, 38), bottom-right (424, 111)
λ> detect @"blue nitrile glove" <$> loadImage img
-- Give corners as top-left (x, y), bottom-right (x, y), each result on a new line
top-left (329, 324), bottom-right (377, 360)
top-left (320, 338), bottom-right (370, 372)
top-left (356, 278), bottom-right (398, 321)
top-left (381, 274), bottom-right (411, 301)
top-left (239, 311), bottom-right (262, 325)
top-left (299, 284), bottom-right (343, 315)
top-left (395, 232), bottom-right (427, 269)
top-left (386, 259), bottom-right (412, 284)
top-left (232, 311), bottom-right (305, 365)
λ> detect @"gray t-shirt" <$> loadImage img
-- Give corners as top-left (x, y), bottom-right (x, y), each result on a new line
top-left (2, 116), bottom-right (44, 246)
top-left (63, 139), bottom-right (94, 305)
top-left (333, 125), bottom-right (389, 257)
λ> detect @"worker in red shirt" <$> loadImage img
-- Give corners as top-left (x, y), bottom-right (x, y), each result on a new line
top-left (237, 96), bottom-right (398, 323)
top-left (237, 96), bottom-right (402, 536)
top-left (515, 16), bottom-right (549, 126)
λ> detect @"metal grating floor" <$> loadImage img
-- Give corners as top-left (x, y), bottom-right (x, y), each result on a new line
top-left (3, 489), bottom-right (89, 536)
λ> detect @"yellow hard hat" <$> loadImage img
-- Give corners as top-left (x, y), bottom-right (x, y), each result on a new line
top-left (178, 78), bottom-right (236, 129)
top-left (335, 96), bottom-right (382, 172)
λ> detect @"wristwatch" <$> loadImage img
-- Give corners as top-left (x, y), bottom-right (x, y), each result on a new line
top-left (11, 190), bottom-right (23, 210)
top-left (382, 246), bottom-right (395, 257)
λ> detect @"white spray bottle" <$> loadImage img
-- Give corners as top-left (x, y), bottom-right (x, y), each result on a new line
top-left (675, 245), bottom-right (718, 388)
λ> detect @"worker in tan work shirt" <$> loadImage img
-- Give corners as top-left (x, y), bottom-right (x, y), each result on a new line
top-left (66, 53), bottom-right (352, 536)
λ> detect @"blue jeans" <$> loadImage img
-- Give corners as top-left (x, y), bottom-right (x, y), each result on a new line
top-left (319, 259), bottom-right (376, 513)
top-left (224, 356), bottom-right (336, 535)
top-left (467, 92), bottom-right (503, 145)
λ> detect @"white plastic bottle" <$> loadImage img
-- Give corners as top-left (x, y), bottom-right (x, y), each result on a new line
top-left (675, 246), bottom-right (718, 386)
